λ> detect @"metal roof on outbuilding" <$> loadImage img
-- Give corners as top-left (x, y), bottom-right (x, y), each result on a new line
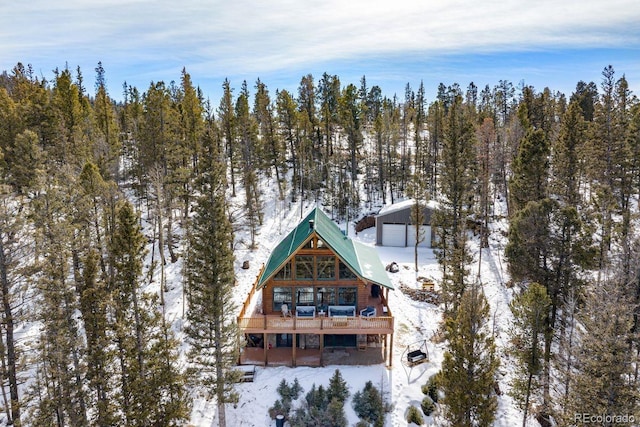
top-left (257, 207), bottom-right (393, 290)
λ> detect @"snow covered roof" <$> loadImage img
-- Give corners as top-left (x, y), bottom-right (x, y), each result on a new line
top-left (257, 207), bottom-right (393, 290)
top-left (376, 198), bottom-right (438, 217)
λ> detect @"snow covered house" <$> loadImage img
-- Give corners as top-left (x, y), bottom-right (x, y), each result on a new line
top-left (375, 199), bottom-right (435, 247)
top-left (237, 208), bottom-right (395, 367)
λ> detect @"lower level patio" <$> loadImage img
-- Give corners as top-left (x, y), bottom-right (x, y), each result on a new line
top-left (240, 346), bottom-right (386, 367)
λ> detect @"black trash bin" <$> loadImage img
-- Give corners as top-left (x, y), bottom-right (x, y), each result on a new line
top-left (275, 414), bottom-right (285, 427)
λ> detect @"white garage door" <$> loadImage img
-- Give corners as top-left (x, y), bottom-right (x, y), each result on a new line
top-left (381, 224), bottom-right (406, 247)
top-left (407, 225), bottom-right (431, 248)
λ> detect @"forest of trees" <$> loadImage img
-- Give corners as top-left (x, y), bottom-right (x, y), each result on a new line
top-left (0, 61), bottom-right (639, 426)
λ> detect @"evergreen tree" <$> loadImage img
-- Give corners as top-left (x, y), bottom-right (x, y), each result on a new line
top-left (78, 249), bottom-right (119, 425)
top-left (440, 284), bottom-right (499, 427)
top-left (7, 129), bottom-right (42, 194)
top-left (352, 381), bottom-right (386, 427)
top-left (507, 283), bottom-right (551, 427)
top-left (93, 62), bottom-right (121, 179)
top-left (219, 79), bottom-right (237, 196)
top-left (505, 198), bottom-right (595, 420)
top-left (235, 80), bottom-right (263, 248)
top-left (326, 369), bottom-right (349, 404)
top-left (109, 200), bottom-right (190, 425)
top-left (254, 79), bottom-right (286, 199)
top-left (0, 187), bottom-right (29, 426)
top-left (276, 89), bottom-right (301, 201)
top-left (185, 127), bottom-right (239, 427)
top-left (509, 121), bottom-right (550, 214)
top-left (433, 94), bottom-right (476, 312)
top-left (48, 67), bottom-right (90, 168)
top-left (29, 177), bottom-right (89, 426)
top-left (551, 100), bottom-right (587, 207)
top-left (566, 277), bottom-right (638, 425)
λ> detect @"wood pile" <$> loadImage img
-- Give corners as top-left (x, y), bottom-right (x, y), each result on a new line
top-left (399, 283), bottom-right (440, 305)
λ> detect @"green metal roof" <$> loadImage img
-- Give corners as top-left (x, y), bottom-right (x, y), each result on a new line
top-left (257, 208), bottom-right (393, 290)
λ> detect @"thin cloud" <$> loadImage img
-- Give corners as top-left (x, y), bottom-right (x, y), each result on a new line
top-left (1, 0), bottom-right (638, 96)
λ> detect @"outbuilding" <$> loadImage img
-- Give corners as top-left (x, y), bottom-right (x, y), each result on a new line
top-left (375, 199), bottom-right (435, 247)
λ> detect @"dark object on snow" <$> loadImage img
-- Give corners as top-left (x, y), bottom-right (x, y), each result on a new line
top-left (242, 260), bottom-right (250, 269)
top-left (355, 215), bottom-right (376, 232)
top-left (402, 340), bottom-right (429, 367)
top-left (386, 262), bottom-right (399, 273)
top-left (407, 349), bottom-right (427, 364)
top-left (275, 414), bottom-right (285, 427)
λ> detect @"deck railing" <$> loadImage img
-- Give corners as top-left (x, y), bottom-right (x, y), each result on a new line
top-left (238, 314), bottom-right (394, 333)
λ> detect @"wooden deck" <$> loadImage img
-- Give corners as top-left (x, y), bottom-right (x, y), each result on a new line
top-left (238, 314), bottom-right (393, 335)
top-left (238, 294), bottom-right (393, 335)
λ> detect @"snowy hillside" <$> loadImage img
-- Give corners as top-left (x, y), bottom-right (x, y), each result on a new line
top-left (162, 178), bottom-right (525, 426)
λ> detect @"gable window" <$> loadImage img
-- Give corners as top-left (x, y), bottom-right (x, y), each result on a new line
top-left (273, 287), bottom-right (292, 311)
top-left (316, 256), bottom-right (335, 280)
top-left (274, 261), bottom-right (292, 280)
top-left (295, 255), bottom-right (314, 280)
top-left (339, 261), bottom-right (357, 280)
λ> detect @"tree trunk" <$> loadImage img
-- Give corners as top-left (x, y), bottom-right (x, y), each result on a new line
top-left (0, 237), bottom-right (20, 426)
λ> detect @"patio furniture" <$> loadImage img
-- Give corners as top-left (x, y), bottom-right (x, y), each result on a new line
top-left (281, 304), bottom-right (292, 317)
top-left (296, 306), bottom-right (316, 318)
top-left (360, 306), bottom-right (376, 317)
top-left (328, 306), bottom-right (355, 317)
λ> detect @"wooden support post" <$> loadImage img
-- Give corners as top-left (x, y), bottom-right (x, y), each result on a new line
top-left (389, 333), bottom-right (394, 367)
top-left (292, 334), bottom-right (297, 367)
top-left (264, 333), bottom-right (268, 366)
top-left (383, 334), bottom-right (388, 364)
top-left (319, 334), bottom-right (324, 366)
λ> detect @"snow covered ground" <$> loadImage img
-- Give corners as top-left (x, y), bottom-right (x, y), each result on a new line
top-left (166, 178), bottom-right (526, 426)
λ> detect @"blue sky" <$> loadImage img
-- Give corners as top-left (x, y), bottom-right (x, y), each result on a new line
top-left (2, 0), bottom-right (639, 102)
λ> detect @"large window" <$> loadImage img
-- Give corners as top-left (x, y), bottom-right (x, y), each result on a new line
top-left (316, 256), bottom-right (335, 280)
top-left (339, 261), bottom-right (357, 280)
top-left (295, 256), bottom-right (314, 280)
top-left (338, 287), bottom-right (357, 305)
top-left (272, 287), bottom-right (292, 311)
top-left (296, 287), bottom-right (314, 306)
top-left (274, 261), bottom-right (292, 280)
top-left (316, 287), bottom-right (336, 310)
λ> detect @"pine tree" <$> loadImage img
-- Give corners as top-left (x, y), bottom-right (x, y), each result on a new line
top-left (235, 80), bottom-right (263, 248)
top-left (509, 121), bottom-right (550, 214)
top-left (327, 369), bottom-right (350, 404)
top-left (433, 94), bottom-right (476, 313)
top-left (93, 62), bottom-right (121, 180)
top-left (29, 177), bottom-right (89, 426)
top-left (0, 187), bottom-right (29, 426)
top-left (566, 278), bottom-right (638, 425)
top-left (7, 129), bottom-right (42, 194)
top-left (276, 89), bottom-right (300, 202)
top-left (185, 127), bottom-right (239, 427)
top-left (507, 282), bottom-right (551, 427)
top-left (440, 284), bottom-right (499, 427)
top-left (109, 200), bottom-right (190, 425)
top-left (254, 79), bottom-right (286, 199)
top-left (551, 100), bottom-right (587, 207)
top-left (219, 79), bottom-right (237, 197)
